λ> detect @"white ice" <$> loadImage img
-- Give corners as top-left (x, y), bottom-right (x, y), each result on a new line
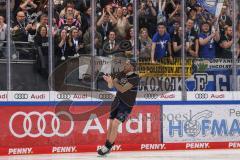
top-left (1, 150), bottom-right (240, 160)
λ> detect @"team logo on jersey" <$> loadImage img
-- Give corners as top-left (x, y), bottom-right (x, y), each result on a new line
top-left (119, 78), bottom-right (128, 86)
top-left (157, 40), bottom-right (168, 49)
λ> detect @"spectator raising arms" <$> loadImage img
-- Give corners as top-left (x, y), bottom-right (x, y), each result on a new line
top-left (97, 9), bottom-right (114, 41)
top-left (55, 28), bottom-right (70, 63)
top-left (12, 11), bottom-right (36, 42)
top-left (157, 0), bottom-right (166, 23)
top-left (172, 25), bottom-right (182, 58)
top-left (112, 7), bottom-right (130, 38)
top-left (199, 22), bottom-right (220, 59)
top-left (68, 27), bottom-right (84, 57)
top-left (139, 0), bottom-right (157, 36)
top-left (34, 25), bottom-right (48, 77)
top-left (20, 0), bottom-right (37, 11)
top-left (185, 18), bottom-right (199, 58)
top-left (59, 3), bottom-right (79, 19)
top-left (219, 26), bottom-right (233, 58)
top-left (59, 14), bottom-right (81, 32)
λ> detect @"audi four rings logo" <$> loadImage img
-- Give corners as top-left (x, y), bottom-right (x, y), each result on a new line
top-left (144, 93), bottom-right (158, 99)
top-left (195, 93), bottom-right (208, 99)
top-left (14, 93), bottom-right (28, 99)
top-left (9, 111), bottom-right (74, 138)
top-left (57, 93), bottom-right (71, 99)
top-left (99, 94), bottom-right (113, 99)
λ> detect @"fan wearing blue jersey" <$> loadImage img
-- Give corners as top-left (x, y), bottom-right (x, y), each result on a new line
top-left (199, 22), bottom-right (220, 59)
top-left (151, 22), bottom-right (172, 63)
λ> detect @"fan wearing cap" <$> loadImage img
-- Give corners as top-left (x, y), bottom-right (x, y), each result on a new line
top-left (97, 59), bottom-right (140, 156)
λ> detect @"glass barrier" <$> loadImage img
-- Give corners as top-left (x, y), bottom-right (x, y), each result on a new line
top-left (0, 2), bottom-right (8, 90)
top-left (235, 0), bottom-right (240, 91)
top-left (9, 0), bottom-right (49, 90)
top-left (0, 0), bottom-right (239, 96)
top-left (184, 0), bottom-right (234, 91)
top-left (137, 0), bottom-right (184, 95)
top-left (53, 0), bottom-right (93, 91)
top-left (94, 0), bottom-right (135, 92)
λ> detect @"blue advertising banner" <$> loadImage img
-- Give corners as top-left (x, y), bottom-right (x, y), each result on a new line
top-left (187, 59), bottom-right (240, 91)
top-left (139, 59), bottom-right (240, 91)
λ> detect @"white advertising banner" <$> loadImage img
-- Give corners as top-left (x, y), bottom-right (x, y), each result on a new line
top-left (137, 92), bottom-right (182, 101)
top-left (50, 91), bottom-right (92, 101)
top-left (0, 91), bottom-right (240, 102)
top-left (8, 91), bottom-right (49, 102)
top-left (163, 105), bottom-right (240, 143)
top-left (187, 92), bottom-right (235, 101)
top-left (0, 91), bottom-right (8, 101)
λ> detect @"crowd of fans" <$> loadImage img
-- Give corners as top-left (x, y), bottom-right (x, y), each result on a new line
top-left (0, 0), bottom-right (239, 75)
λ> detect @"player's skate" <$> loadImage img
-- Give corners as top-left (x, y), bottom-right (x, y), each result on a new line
top-left (97, 140), bottom-right (113, 156)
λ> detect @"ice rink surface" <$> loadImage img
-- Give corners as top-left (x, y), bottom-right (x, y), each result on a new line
top-left (1, 149), bottom-right (240, 160)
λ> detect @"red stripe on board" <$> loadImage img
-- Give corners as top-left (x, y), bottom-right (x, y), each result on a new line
top-left (1, 142), bottom-right (239, 156)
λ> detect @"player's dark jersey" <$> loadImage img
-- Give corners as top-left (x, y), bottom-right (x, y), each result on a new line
top-left (115, 71), bottom-right (140, 106)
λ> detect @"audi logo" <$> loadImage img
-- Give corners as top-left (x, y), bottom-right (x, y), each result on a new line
top-left (99, 94), bottom-right (113, 99)
top-left (57, 93), bottom-right (71, 99)
top-left (144, 93), bottom-right (158, 99)
top-left (9, 111), bottom-right (74, 138)
top-left (14, 93), bottom-right (28, 99)
top-left (195, 93), bottom-right (208, 99)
